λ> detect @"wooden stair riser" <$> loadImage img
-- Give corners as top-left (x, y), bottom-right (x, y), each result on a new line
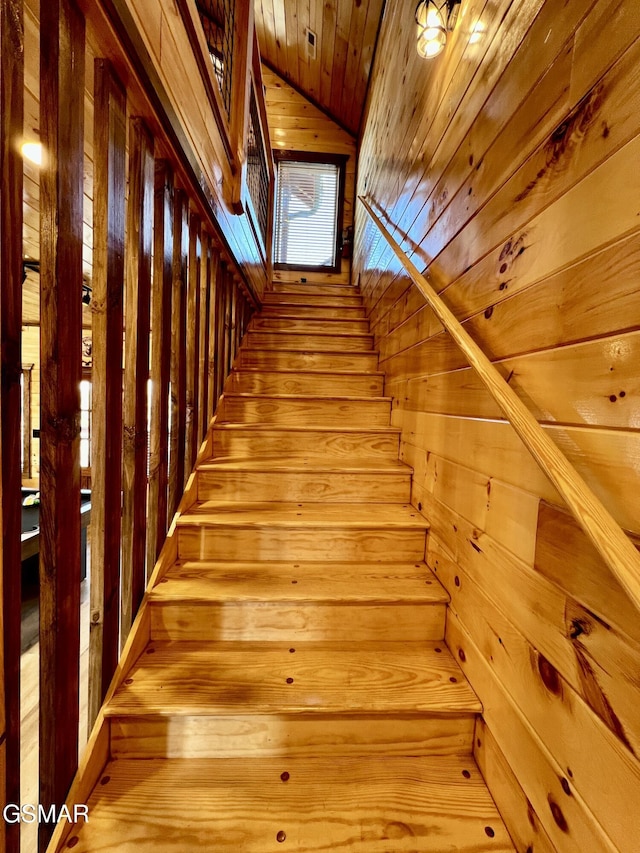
top-left (246, 330), bottom-right (375, 352)
top-left (110, 714), bottom-right (475, 759)
top-left (196, 468), bottom-right (410, 502)
top-left (177, 525), bottom-right (428, 562)
top-left (212, 427), bottom-right (400, 459)
top-left (149, 600), bottom-right (445, 642)
top-left (250, 317), bottom-right (370, 334)
top-left (259, 304), bottom-right (366, 319)
top-left (218, 396), bottom-right (392, 427)
top-left (262, 293), bottom-right (362, 307)
top-left (238, 348), bottom-right (379, 371)
top-left (227, 370), bottom-right (385, 396)
top-left (270, 282), bottom-right (359, 296)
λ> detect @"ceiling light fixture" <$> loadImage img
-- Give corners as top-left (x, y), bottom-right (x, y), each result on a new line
top-left (415, 0), bottom-right (460, 59)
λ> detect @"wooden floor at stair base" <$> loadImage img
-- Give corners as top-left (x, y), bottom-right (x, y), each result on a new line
top-left (62, 756), bottom-right (514, 852)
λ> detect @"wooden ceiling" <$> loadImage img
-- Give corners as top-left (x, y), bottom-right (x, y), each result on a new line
top-left (254, 0), bottom-right (385, 136)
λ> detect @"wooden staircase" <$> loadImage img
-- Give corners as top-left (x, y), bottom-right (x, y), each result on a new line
top-left (63, 279), bottom-right (515, 851)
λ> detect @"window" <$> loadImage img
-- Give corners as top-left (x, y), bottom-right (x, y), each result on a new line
top-left (21, 365), bottom-right (33, 479)
top-left (274, 154), bottom-right (346, 272)
top-left (80, 377), bottom-right (92, 469)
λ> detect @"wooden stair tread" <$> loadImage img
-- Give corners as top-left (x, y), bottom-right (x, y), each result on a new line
top-left (212, 423), bottom-right (400, 434)
top-left (251, 316), bottom-right (370, 328)
top-left (262, 295), bottom-right (363, 306)
top-left (150, 560), bottom-right (448, 604)
top-left (179, 501), bottom-right (429, 528)
top-left (259, 307), bottom-right (368, 320)
top-left (197, 457), bottom-right (409, 474)
top-left (106, 641), bottom-right (480, 715)
top-left (70, 756), bottom-right (513, 852)
top-left (232, 368), bottom-right (385, 377)
top-left (247, 329), bottom-right (373, 339)
top-left (222, 392), bottom-right (391, 402)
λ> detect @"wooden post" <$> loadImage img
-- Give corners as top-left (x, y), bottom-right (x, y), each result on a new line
top-left (207, 248), bottom-right (220, 415)
top-left (197, 231), bottom-right (209, 448)
top-left (215, 262), bottom-right (227, 399)
top-left (121, 117), bottom-right (154, 648)
top-left (147, 160), bottom-right (174, 573)
top-left (224, 270), bottom-right (233, 380)
top-left (168, 190), bottom-right (188, 521)
top-left (185, 212), bottom-right (200, 479)
top-left (0, 1), bottom-right (24, 849)
top-left (231, 282), bottom-right (238, 361)
top-left (39, 0), bottom-right (85, 846)
top-left (88, 59), bottom-right (126, 727)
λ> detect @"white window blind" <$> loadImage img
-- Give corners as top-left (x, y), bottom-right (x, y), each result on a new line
top-left (274, 160), bottom-right (340, 267)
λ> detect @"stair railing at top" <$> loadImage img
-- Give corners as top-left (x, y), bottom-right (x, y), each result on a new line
top-left (359, 195), bottom-right (640, 614)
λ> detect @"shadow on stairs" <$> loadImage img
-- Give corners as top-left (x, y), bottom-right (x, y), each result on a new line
top-left (50, 278), bottom-right (515, 852)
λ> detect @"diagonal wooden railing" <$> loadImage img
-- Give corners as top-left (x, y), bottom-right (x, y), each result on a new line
top-left (359, 194), bottom-right (640, 615)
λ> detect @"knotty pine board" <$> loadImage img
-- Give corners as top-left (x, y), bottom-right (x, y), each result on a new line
top-left (447, 617), bottom-right (618, 853)
top-left (474, 720), bottom-right (556, 853)
top-left (423, 495), bottom-right (640, 757)
top-left (437, 547), bottom-right (640, 852)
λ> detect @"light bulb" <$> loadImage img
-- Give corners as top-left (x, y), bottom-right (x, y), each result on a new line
top-left (21, 142), bottom-right (43, 166)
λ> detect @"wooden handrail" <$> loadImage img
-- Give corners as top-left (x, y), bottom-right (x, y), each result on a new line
top-left (359, 195), bottom-right (640, 614)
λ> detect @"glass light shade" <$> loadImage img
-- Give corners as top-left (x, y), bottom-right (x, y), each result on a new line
top-left (416, 1), bottom-right (447, 58)
top-left (417, 31), bottom-right (446, 57)
top-left (21, 141), bottom-right (43, 166)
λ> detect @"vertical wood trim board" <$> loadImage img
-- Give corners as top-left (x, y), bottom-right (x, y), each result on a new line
top-left (121, 116), bottom-right (154, 649)
top-left (0, 0), bottom-right (24, 848)
top-left (185, 212), bottom-right (201, 479)
top-left (147, 159), bottom-right (174, 571)
top-left (198, 230), bottom-right (209, 449)
top-left (207, 248), bottom-right (220, 418)
top-left (38, 0), bottom-right (85, 847)
top-left (170, 190), bottom-right (189, 517)
top-left (88, 58), bottom-right (126, 727)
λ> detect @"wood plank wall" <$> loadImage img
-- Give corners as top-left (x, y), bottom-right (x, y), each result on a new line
top-left (262, 64), bottom-right (356, 285)
top-left (354, 0), bottom-right (640, 849)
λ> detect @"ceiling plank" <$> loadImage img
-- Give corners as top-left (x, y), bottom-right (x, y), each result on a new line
top-left (254, 0), bottom-right (385, 136)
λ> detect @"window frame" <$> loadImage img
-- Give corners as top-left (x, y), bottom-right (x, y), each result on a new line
top-left (273, 150), bottom-right (348, 274)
